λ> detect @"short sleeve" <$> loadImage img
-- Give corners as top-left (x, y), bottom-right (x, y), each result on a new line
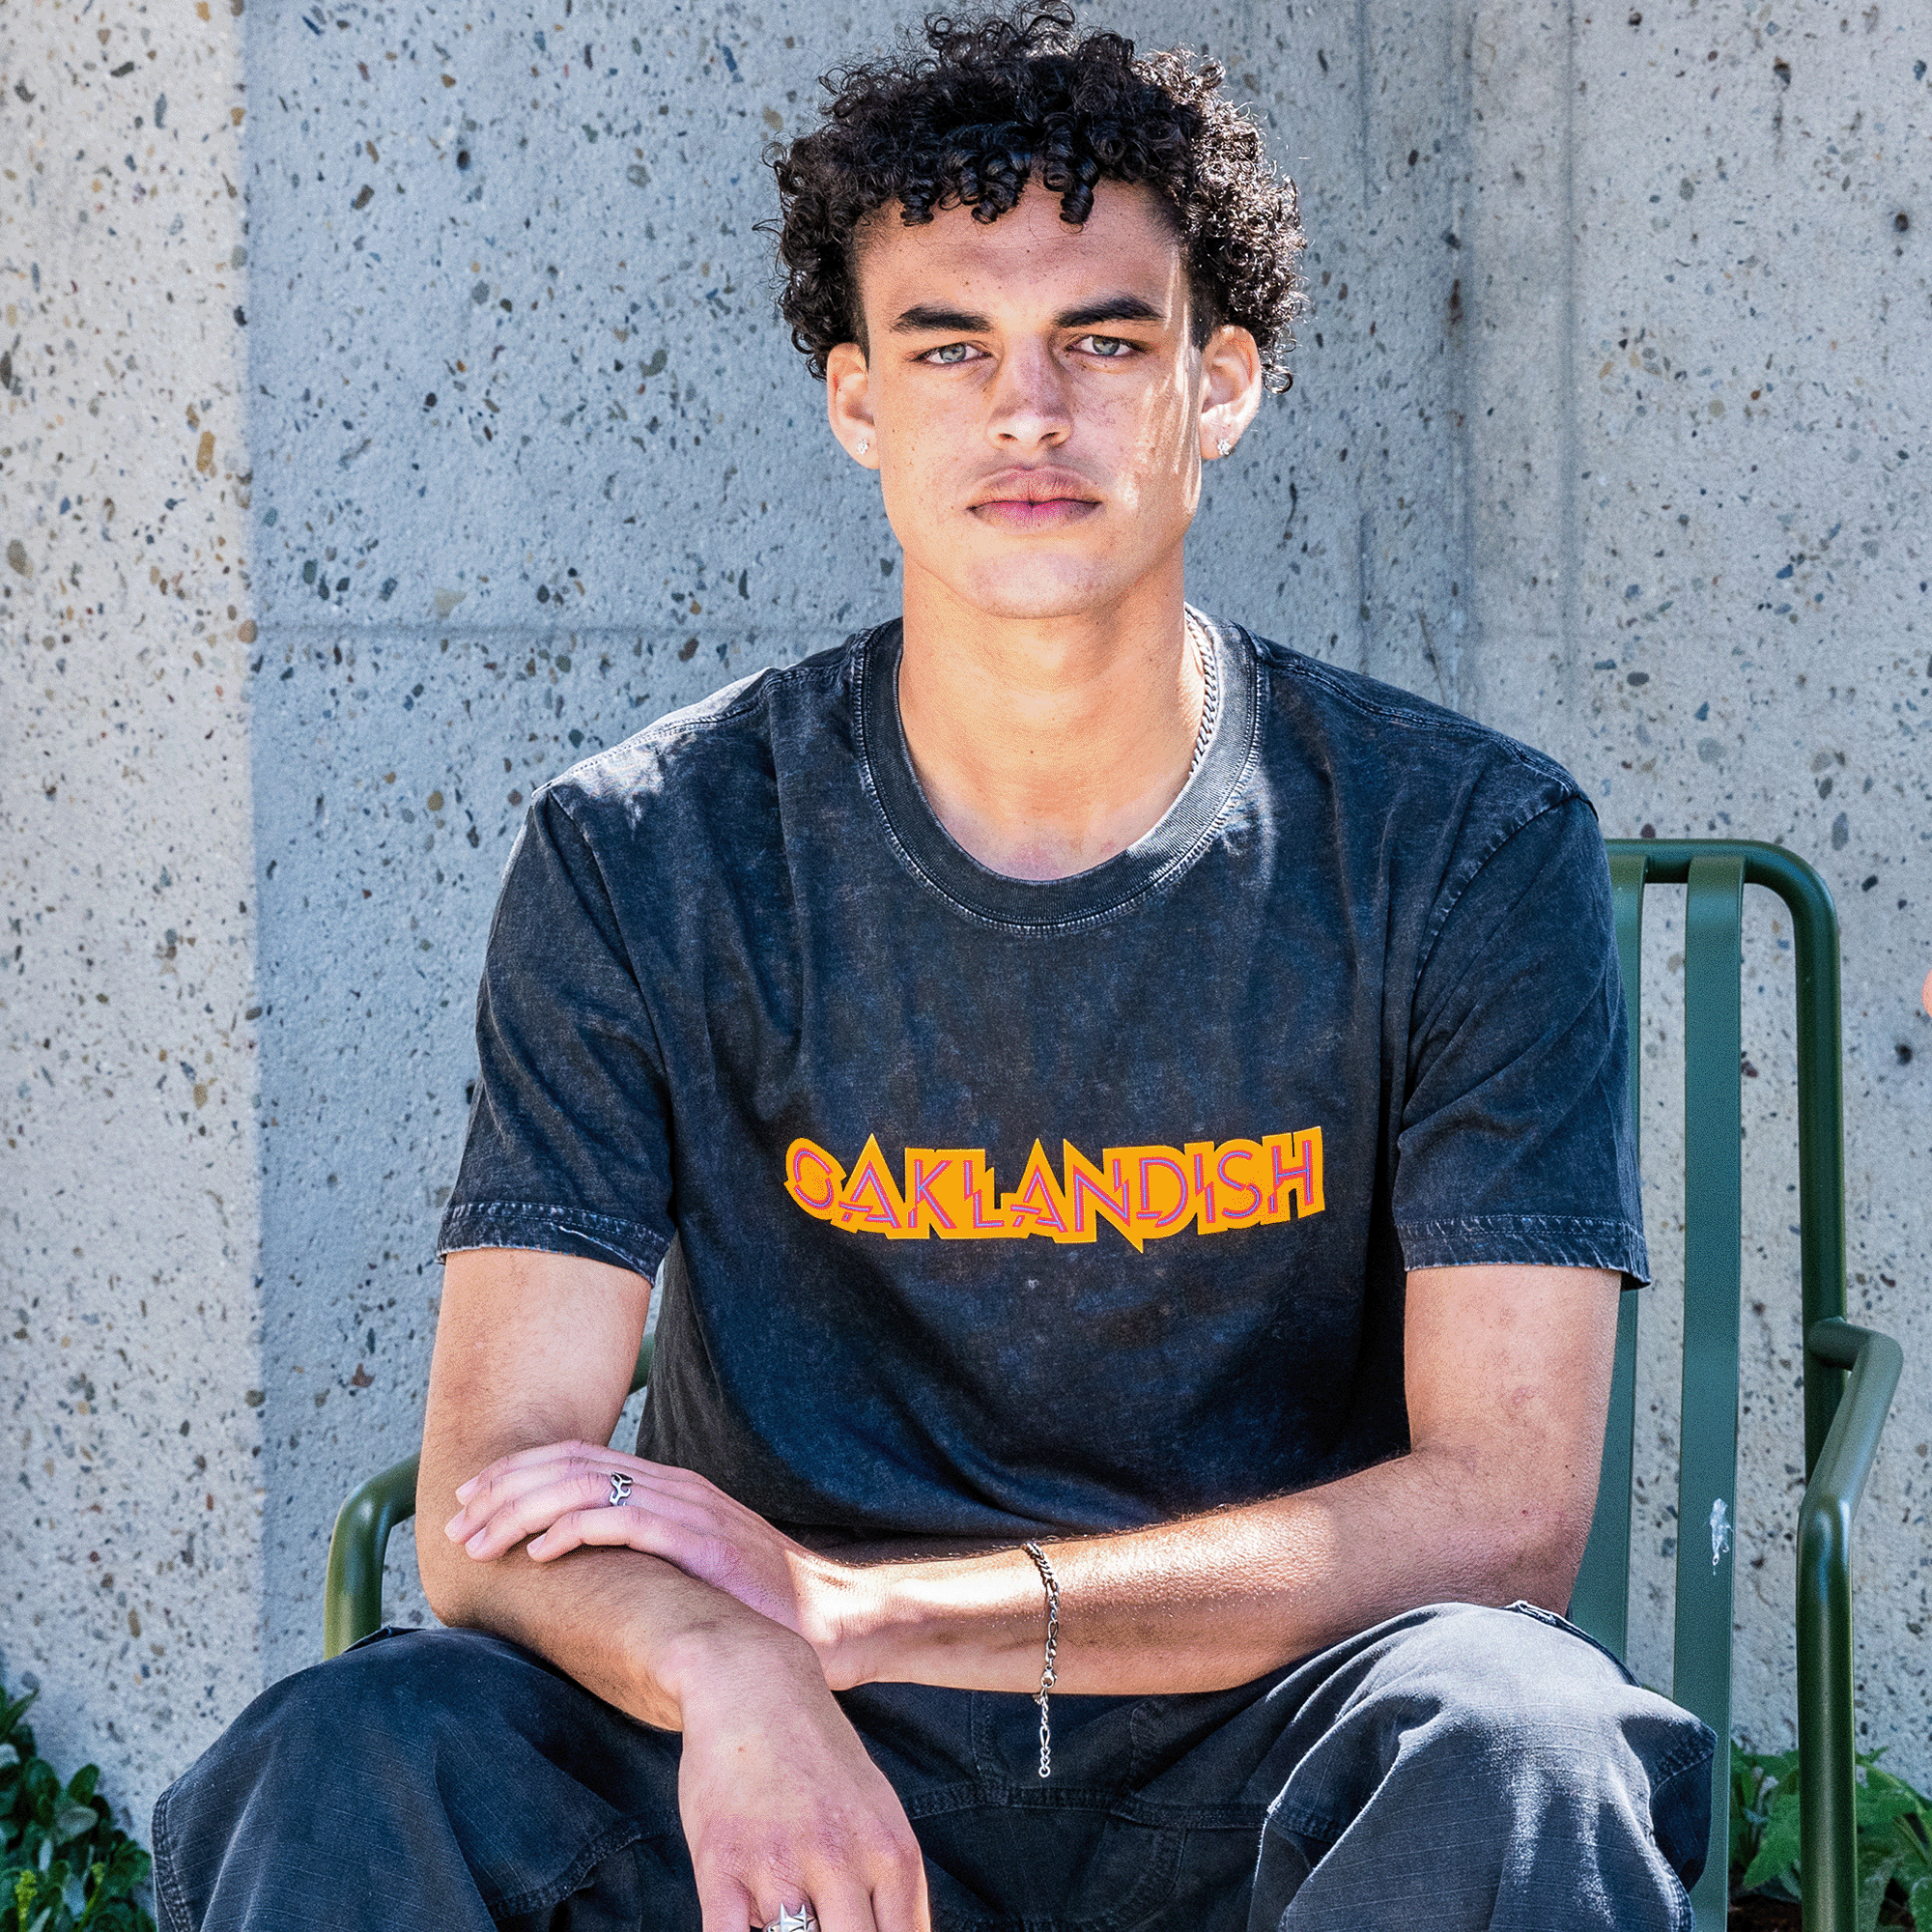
top-left (436, 789), bottom-right (675, 1278)
top-left (1392, 795), bottom-right (1648, 1284)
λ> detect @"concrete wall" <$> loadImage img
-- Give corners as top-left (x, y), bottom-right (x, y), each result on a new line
top-left (4, 0), bottom-right (1926, 1849)
top-left (2, 0), bottom-right (266, 1833)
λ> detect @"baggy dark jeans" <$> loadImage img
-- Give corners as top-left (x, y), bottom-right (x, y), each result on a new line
top-left (152, 1602), bottom-right (1714, 1932)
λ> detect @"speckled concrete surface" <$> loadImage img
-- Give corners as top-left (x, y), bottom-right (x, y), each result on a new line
top-left (1449, 0), bottom-right (1932, 1765)
top-left (1190, 0), bottom-right (1930, 1773)
top-left (1, 0), bottom-right (260, 1837)
top-left (3, 0), bottom-right (1926, 1847)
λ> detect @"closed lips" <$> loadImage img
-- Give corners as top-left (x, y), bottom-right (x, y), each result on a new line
top-left (969, 469), bottom-right (1100, 507)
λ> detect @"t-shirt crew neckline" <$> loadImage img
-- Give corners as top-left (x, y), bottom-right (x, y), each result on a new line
top-left (854, 607), bottom-right (1261, 933)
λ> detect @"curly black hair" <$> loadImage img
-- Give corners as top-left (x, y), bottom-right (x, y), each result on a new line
top-left (768, 4), bottom-right (1306, 392)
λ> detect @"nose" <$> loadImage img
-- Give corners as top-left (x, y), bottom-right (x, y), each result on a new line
top-left (985, 338), bottom-right (1072, 450)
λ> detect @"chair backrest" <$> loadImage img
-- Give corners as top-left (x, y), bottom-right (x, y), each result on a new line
top-left (1567, 839), bottom-right (1848, 1928)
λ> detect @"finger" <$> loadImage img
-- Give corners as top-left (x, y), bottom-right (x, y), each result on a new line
top-left (868, 1847), bottom-right (932, 1932)
top-left (447, 1456), bottom-right (617, 1547)
top-left (582, 1466), bottom-right (798, 1551)
top-left (747, 1885), bottom-right (859, 1932)
top-left (796, 1878), bottom-right (879, 1932)
top-left (526, 1476), bottom-right (726, 1553)
top-left (447, 1440), bottom-right (632, 1521)
top-left (454, 1439), bottom-right (697, 1503)
top-left (448, 1447), bottom-right (708, 1538)
top-left (823, 1809), bottom-right (925, 1932)
top-left (456, 1468), bottom-right (625, 1557)
top-left (523, 1504), bottom-right (716, 1569)
top-left (452, 1437), bottom-right (621, 1498)
top-left (696, 1872), bottom-right (759, 1932)
top-left (445, 1445), bottom-right (615, 1539)
top-left (447, 1444), bottom-right (687, 1542)
top-left (843, 1799), bottom-right (927, 1932)
top-left (466, 1468), bottom-right (738, 1561)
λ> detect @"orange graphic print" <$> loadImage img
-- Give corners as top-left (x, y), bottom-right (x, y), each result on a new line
top-left (784, 1128), bottom-right (1324, 1250)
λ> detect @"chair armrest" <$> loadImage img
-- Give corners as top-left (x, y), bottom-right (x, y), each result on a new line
top-left (321, 1334), bottom-right (656, 1660)
top-left (1797, 1316), bottom-right (1905, 1932)
top-left (324, 1453), bottom-right (422, 1660)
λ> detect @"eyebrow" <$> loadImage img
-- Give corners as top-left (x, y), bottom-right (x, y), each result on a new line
top-left (889, 293), bottom-right (1168, 335)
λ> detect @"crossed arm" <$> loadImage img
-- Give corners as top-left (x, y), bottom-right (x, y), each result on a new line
top-left (419, 1246), bottom-right (1620, 1932)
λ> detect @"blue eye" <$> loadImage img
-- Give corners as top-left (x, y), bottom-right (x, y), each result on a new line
top-left (925, 342), bottom-right (974, 364)
top-left (1083, 335), bottom-right (1134, 357)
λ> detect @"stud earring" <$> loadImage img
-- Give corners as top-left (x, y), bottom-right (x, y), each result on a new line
top-left (857, 437), bottom-right (870, 457)
top-left (1216, 438), bottom-right (1233, 458)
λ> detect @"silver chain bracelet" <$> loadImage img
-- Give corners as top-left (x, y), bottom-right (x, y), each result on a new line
top-left (1021, 1541), bottom-right (1060, 1779)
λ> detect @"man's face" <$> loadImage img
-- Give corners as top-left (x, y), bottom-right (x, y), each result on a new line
top-left (826, 180), bottom-right (1259, 624)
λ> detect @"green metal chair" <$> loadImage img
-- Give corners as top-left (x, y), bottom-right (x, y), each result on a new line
top-left (324, 838), bottom-right (1901, 1932)
top-left (1565, 840), bottom-right (1902, 1932)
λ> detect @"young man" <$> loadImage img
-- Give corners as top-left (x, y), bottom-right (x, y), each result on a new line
top-left (156, 10), bottom-right (1713, 1929)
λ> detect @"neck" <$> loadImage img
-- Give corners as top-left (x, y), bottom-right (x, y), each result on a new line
top-left (895, 561), bottom-right (1207, 882)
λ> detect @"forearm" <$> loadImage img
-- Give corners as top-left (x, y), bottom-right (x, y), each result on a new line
top-left (838, 1440), bottom-right (1592, 1697)
top-left (831, 1263), bottom-right (1618, 1697)
top-left (418, 1248), bottom-right (818, 1729)
top-left (430, 1262), bottom-right (1617, 1712)
top-left (421, 1447), bottom-right (813, 1730)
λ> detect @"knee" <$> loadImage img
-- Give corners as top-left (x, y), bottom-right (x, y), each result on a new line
top-left (220, 1628), bottom-right (538, 1781)
top-left (1257, 1607), bottom-right (1715, 1924)
top-left (1413, 1603), bottom-right (1620, 1716)
top-left (1375, 1605), bottom-right (1704, 1782)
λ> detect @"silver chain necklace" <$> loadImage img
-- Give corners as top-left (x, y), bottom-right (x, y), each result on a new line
top-left (1185, 614), bottom-right (1219, 777)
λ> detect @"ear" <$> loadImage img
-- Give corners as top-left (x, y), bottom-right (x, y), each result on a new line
top-left (1197, 324), bottom-right (1264, 462)
top-left (825, 342), bottom-right (877, 467)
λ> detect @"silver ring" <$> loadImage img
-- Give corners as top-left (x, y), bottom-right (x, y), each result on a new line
top-left (759, 1911), bottom-right (817, 1932)
top-left (607, 1471), bottom-right (633, 1507)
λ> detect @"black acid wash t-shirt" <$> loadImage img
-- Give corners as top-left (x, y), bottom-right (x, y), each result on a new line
top-left (438, 612), bottom-right (1646, 1546)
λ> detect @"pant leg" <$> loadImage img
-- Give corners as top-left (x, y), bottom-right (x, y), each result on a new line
top-left (1246, 1603), bottom-right (1715, 1932)
top-left (151, 1626), bottom-right (696, 1932)
top-left (152, 1605), bottom-right (1713, 1932)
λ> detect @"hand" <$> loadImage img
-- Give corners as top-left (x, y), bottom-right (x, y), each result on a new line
top-left (670, 1634), bottom-right (931, 1932)
top-left (443, 1440), bottom-right (868, 1683)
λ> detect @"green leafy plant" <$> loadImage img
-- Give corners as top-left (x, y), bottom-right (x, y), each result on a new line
top-left (1731, 1743), bottom-right (1932, 1932)
top-left (0, 1684), bottom-right (154, 1932)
